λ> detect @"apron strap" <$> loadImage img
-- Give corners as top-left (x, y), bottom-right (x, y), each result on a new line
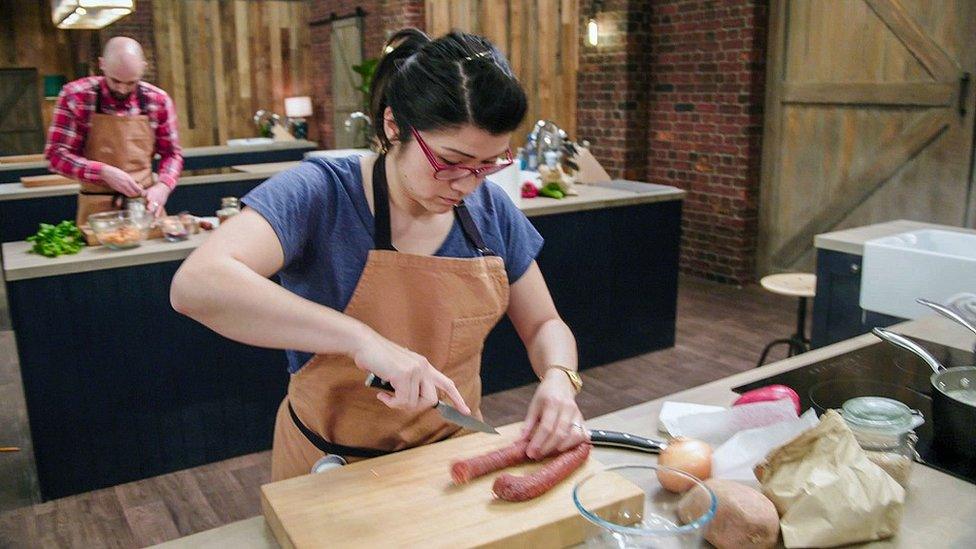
top-left (371, 154), bottom-right (396, 251)
top-left (371, 154), bottom-right (496, 256)
top-left (93, 82), bottom-right (103, 115)
top-left (287, 400), bottom-right (391, 459)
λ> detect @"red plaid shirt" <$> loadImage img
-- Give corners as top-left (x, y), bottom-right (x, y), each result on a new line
top-left (44, 76), bottom-right (183, 189)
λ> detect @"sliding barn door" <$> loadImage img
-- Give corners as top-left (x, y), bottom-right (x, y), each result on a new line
top-left (758, 0), bottom-right (976, 273)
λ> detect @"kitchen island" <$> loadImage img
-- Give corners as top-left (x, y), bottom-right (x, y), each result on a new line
top-left (0, 141), bottom-right (321, 244)
top-left (3, 181), bottom-right (684, 500)
top-left (156, 314), bottom-right (976, 548)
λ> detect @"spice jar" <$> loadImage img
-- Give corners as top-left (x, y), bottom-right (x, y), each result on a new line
top-left (840, 396), bottom-right (924, 488)
top-left (217, 196), bottom-right (241, 222)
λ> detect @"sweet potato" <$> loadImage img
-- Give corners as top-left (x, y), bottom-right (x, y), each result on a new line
top-left (677, 478), bottom-right (779, 549)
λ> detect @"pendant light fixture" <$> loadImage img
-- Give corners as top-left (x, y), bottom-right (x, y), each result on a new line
top-left (51, 0), bottom-right (134, 30)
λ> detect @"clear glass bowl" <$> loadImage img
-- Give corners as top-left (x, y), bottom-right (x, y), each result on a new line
top-left (88, 210), bottom-right (152, 250)
top-left (573, 464), bottom-right (716, 548)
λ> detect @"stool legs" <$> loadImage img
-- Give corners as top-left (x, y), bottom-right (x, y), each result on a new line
top-left (756, 297), bottom-right (811, 367)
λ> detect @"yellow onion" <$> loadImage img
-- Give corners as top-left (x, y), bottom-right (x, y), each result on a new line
top-left (657, 437), bottom-right (713, 492)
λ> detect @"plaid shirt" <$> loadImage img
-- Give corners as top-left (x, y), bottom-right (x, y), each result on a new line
top-left (44, 76), bottom-right (183, 189)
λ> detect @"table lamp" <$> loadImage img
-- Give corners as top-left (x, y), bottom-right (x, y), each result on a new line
top-left (284, 96), bottom-right (312, 139)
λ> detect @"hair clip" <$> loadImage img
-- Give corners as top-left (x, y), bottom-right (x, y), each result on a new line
top-left (463, 50), bottom-right (492, 61)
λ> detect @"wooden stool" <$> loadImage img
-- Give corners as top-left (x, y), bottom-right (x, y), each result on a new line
top-left (757, 273), bottom-right (816, 367)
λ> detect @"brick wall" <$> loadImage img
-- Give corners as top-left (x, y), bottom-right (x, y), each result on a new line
top-left (310, 1), bottom-right (425, 147)
top-left (577, 1), bottom-right (652, 182)
top-left (577, 0), bottom-right (767, 284)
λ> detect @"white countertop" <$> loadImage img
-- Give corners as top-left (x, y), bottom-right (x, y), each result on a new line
top-left (3, 182), bottom-right (684, 281)
top-left (0, 171), bottom-right (272, 201)
top-left (155, 314), bottom-right (976, 548)
top-left (0, 140), bottom-right (317, 178)
top-left (814, 219), bottom-right (976, 256)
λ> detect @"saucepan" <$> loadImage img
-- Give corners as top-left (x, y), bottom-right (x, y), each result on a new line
top-left (873, 327), bottom-right (976, 459)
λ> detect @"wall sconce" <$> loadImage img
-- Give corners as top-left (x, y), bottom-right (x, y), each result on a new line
top-left (586, 0), bottom-right (604, 47)
top-left (285, 96), bottom-right (313, 140)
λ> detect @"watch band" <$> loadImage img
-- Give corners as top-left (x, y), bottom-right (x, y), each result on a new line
top-left (545, 365), bottom-right (582, 394)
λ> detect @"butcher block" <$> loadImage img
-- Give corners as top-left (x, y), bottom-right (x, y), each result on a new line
top-left (261, 424), bottom-right (644, 548)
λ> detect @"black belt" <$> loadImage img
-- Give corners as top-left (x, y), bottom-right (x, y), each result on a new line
top-left (287, 401), bottom-right (391, 459)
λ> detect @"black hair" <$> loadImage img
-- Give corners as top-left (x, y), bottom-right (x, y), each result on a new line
top-left (370, 28), bottom-right (528, 151)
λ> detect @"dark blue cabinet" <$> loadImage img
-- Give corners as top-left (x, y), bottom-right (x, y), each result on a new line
top-left (812, 248), bottom-right (901, 348)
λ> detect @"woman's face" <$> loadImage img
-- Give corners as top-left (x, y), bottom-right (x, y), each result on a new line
top-left (388, 117), bottom-right (512, 214)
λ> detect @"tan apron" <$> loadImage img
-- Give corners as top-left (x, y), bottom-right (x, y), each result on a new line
top-left (270, 154), bottom-right (510, 481)
top-left (76, 82), bottom-right (156, 226)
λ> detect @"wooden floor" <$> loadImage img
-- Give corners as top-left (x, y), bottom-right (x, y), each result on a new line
top-left (0, 276), bottom-right (799, 548)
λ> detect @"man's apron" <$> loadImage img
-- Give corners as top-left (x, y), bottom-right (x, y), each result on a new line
top-left (270, 154), bottom-right (510, 481)
top-left (76, 83), bottom-right (156, 226)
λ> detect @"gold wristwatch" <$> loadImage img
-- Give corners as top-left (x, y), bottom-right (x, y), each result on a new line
top-left (545, 365), bottom-right (582, 394)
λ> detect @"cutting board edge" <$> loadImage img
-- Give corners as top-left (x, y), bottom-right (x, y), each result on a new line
top-left (261, 488), bottom-right (296, 549)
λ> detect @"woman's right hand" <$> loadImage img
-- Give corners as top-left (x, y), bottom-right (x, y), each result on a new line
top-left (351, 331), bottom-right (471, 415)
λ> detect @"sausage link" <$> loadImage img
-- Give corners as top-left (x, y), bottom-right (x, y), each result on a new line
top-left (450, 440), bottom-right (530, 485)
top-left (492, 443), bottom-right (591, 502)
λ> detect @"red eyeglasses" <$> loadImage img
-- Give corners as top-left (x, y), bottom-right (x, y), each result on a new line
top-left (411, 127), bottom-right (514, 181)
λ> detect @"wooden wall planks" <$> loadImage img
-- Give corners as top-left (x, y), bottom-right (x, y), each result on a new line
top-left (153, 0), bottom-right (313, 148)
top-left (425, 0), bottom-right (579, 144)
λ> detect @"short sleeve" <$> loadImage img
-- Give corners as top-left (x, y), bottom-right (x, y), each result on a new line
top-left (486, 184), bottom-right (544, 283)
top-left (241, 161), bottom-right (334, 268)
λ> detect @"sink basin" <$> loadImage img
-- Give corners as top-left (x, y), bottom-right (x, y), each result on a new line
top-left (861, 229), bottom-right (976, 319)
top-left (227, 137), bottom-right (275, 147)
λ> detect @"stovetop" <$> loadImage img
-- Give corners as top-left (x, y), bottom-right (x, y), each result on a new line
top-left (733, 338), bottom-right (976, 484)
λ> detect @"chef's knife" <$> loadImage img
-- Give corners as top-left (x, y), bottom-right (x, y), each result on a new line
top-left (365, 373), bottom-right (500, 435)
top-left (586, 429), bottom-right (668, 453)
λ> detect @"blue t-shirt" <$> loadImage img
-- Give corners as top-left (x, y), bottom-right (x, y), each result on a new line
top-left (242, 155), bottom-right (544, 373)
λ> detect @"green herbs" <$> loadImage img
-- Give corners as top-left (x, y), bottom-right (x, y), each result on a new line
top-left (26, 220), bottom-right (86, 258)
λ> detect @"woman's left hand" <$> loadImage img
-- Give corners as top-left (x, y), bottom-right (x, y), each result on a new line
top-left (519, 369), bottom-right (588, 460)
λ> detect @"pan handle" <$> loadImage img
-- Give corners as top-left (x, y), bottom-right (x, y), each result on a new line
top-left (873, 327), bottom-right (945, 374)
top-left (916, 298), bottom-right (976, 338)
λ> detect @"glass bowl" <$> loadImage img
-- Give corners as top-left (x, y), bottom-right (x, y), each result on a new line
top-left (572, 464), bottom-right (716, 548)
top-left (87, 210), bottom-right (152, 250)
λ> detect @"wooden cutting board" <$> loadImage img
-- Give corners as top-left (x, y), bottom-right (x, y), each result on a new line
top-left (20, 174), bottom-right (75, 187)
top-left (261, 423), bottom-right (644, 549)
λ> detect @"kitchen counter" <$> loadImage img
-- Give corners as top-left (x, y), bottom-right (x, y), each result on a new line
top-left (156, 314), bottom-right (976, 548)
top-left (3, 182), bottom-right (684, 281)
top-left (0, 140), bottom-right (317, 183)
top-left (814, 219), bottom-right (976, 256)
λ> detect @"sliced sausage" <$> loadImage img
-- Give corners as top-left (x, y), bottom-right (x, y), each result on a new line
top-left (451, 440), bottom-right (530, 485)
top-left (492, 443), bottom-right (591, 502)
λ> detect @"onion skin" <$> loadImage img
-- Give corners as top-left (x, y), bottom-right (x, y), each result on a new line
top-left (733, 384), bottom-right (801, 414)
top-left (657, 437), bottom-right (713, 493)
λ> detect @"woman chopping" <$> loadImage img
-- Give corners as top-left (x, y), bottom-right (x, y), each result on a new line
top-left (170, 29), bottom-right (588, 481)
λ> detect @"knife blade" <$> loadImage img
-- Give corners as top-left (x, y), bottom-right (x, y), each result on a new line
top-left (364, 373), bottom-right (500, 435)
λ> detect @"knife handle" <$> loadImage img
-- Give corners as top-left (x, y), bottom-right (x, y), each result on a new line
top-left (588, 429), bottom-right (667, 454)
top-left (365, 373), bottom-right (395, 392)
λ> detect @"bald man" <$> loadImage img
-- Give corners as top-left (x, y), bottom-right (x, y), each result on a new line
top-left (45, 37), bottom-right (183, 224)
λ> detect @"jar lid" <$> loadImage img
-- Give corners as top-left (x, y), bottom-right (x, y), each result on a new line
top-left (841, 396), bottom-right (915, 433)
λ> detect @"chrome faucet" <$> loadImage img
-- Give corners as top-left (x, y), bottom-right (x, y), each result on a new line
top-left (344, 111), bottom-right (371, 132)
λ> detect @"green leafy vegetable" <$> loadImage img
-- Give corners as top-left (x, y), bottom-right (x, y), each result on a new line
top-left (26, 220), bottom-right (86, 258)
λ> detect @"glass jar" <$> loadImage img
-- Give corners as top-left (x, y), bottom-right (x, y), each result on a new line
top-left (217, 196), bottom-right (241, 222)
top-left (841, 396), bottom-right (924, 488)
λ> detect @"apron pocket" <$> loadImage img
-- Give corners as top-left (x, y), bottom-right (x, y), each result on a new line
top-left (446, 312), bottom-right (501, 366)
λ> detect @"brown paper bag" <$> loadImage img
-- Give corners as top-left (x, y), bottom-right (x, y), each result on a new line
top-left (754, 410), bottom-right (905, 548)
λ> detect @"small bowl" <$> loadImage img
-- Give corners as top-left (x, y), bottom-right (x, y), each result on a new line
top-left (572, 464), bottom-right (716, 548)
top-left (88, 210), bottom-right (152, 250)
top-left (159, 215), bottom-right (190, 242)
